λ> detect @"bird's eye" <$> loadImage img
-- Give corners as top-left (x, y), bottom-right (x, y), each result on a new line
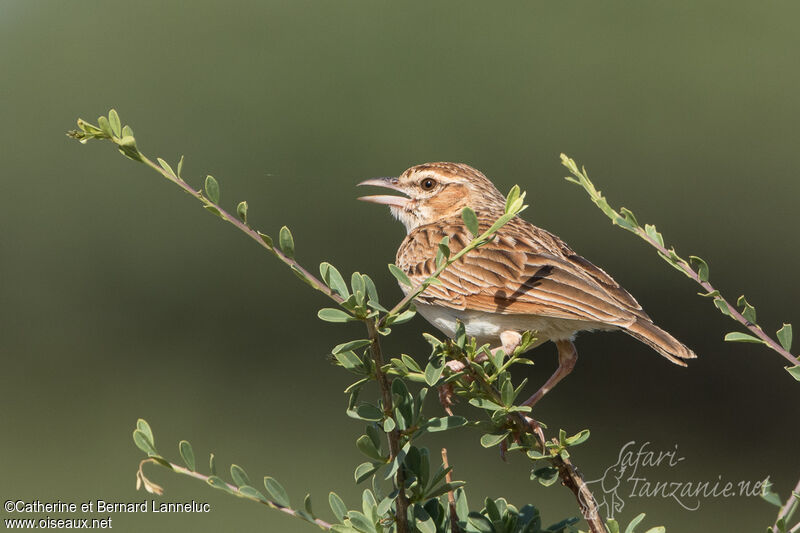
top-left (420, 177), bottom-right (437, 190)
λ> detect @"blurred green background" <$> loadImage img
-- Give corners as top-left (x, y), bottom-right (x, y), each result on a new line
top-left (1, 1), bottom-right (798, 531)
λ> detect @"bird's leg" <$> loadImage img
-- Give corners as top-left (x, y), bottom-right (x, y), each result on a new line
top-left (521, 339), bottom-right (578, 408)
top-left (440, 331), bottom-right (523, 415)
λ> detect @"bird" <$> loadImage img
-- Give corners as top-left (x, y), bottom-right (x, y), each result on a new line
top-left (357, 162), bottom-right (696, 408)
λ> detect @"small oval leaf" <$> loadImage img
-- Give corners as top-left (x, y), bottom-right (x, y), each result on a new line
top-left (279, 226), bottom-right (295, 258)
top-left (204, 175), bottom-right (219, 203)
top-left (263, 476), bottom-right (290, 507)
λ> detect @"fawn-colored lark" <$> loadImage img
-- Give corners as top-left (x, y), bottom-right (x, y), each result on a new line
top-left (359, 162), bottom-right (695, 408)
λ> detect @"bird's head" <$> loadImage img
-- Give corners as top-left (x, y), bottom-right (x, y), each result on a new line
top-left (358, 162), bottom-right (506, 233)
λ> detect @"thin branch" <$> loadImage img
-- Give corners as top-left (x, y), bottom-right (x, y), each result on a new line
top-left (138, 458), bottom-right (332, 530)
top-left (453, 355), bottom-right (605, 533)
top-left (441, 448), bottom-right (461, 533)
top-left (365, 319), bottom-right (410, 533)
top-left (137, 156), bottom-right (344, 306)
top-left (638, 229), bottom-right (798, 367)
top-left (561, 153), bottom-right (798, 368)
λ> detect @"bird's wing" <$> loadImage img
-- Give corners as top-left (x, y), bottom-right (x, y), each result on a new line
top-left (395, 216), bottom-right (648, 327)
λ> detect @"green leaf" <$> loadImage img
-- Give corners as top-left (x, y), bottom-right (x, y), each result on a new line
top-left (320, 262), bottom-right (350, 299)
top-left (413, 504), bottom-right (436, 533)
top-left (390, 309), bottom-right (416, 325)
top-left (531, 466), bottom-right (559, 486)
top-left (351, 272), bottom-right (366, 300)
top-left (116, 135), bottom-right (140, 160)
top-left (136, 419), bottom-right (154, 445)
top-left (468, 398), bottom-right (504, 411)
top-left (501, 379), bottom-right (514, 406)
top-left (209, 453), bottom-right (217, 476)
top-left (347, 510), bottom-right (375, 533)
top-left (179, 440), bottom-right (195, 471)
top-left (624, 513), bottom-right (646, 533)
top-left (363, 274), bottom-right (380, 305)
top-left (425, 416), bottom-right (467, 432)
top-left (204, 175), bottom-right (219, 203)
top-left (330, 526), bottom-right (361, 533)
top-left (382, 418), bottom-right (395, 432)
top-left (203, 205), bottom-right (224, 219)
top-left (239, 485), bottom-right (267, 502)
top-left (133, 429), bottom-right (157, 456)
top-left (436, 235), bottom-right (451, 265)
top-left (697, 289), bottom-right (720, 298)
top-left (777, 324), bottom-right (793, 351)
top-left (388, 264), bottom-right (412, 287)
top-left (230, 464), bottom-right (250, 488)
top-left (736, 295), bottom-right (757, 324)
top-left (619, 207), bottom-right (639, 228)
top-left (236, 201), bottom-right (248, 223)
top-left (108, 109), bottom-right (121, 137)
top-left (279, 226), bottom-right (295, 258)
top-left (424, 358), bottom-right (445, 386)
top-left (258, 231), bottom-right (273, 249)
top-left (329, 492), bottom-right (348, 522)
top-left (355, 404), bottom-right (384, 421)
top-left (564, 429), bottom-right (590, 446)
top-left (713, 298), bottom-right (733, 317)
top-left (207, 476), bottom-right (234, 494)
top-left (121, 125), bottom-right (134, 138)
top-left (157, 158), bottom-right (177, 179)
top-left (644, 224), bottom-right (664, 247)
top-left (425, 481), bottom-right (466, 500)
top-left (760, 477), bottom-right (783, 507)
top-left (467, 512), bottom-right (495, 533)
top-left (356, 435), bottom-right (385, 462)
top-left (263, 476), bottom-right (290, 507)
top-left (724, 332), bottom-right (764, 344)
top-left (176, 155), bottom-right (184, 178)
top-left (97, 115), bottom-right (113, 137)
top-left (505, 185), bottom-right (521, 214)
top-left (361, 489), bottom-right (377, 520)
top-left (318, 308), bottom-right (355, 323)
top-left (786, 365), bottom-right (800, 381)
top-left (462, 207), bottom-right (479, 235)
top-left (480, 432), bottom-right (508, 448)
top-left (334, 350), bottom-right (364, 371)
top-left (401, 354), bottom-right (422, 372)
top-left (304, 493), bottom-right (314, 517)
top-left (354, 462), bottom-right (380, 484)
top-left (689, 256), bottom-right (710, 282)
top-left (333, 339), bottom-right (371, 354)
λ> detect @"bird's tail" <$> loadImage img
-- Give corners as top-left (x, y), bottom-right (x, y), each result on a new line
top-left (624, 318), bottom-right (697, 366)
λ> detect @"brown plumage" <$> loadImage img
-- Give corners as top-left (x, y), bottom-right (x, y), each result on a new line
top-left (359, 162), bottom-right (695, 406)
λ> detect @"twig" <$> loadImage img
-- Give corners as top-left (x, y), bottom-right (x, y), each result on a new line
top-left (365, 319), bottom-right (410, 533)
top-left (138, 458), bottom-right (332, 529)
top-left (137, 156), bottom-right (345, 306)
top-left (561, 153), bottom-right (798, 369)
top-left (440, 448), bottom-right (461, 533)
top-left (453, 355), bottom-right (605, 532)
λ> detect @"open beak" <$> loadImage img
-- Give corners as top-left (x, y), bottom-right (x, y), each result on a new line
top-left (357, 177), bottom-right (410, 208)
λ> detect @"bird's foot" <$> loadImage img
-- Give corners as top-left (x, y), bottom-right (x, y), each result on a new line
top-left (522, 415), bottom-right (546, 445)
top-left (438, 383), bottom-right (456, 416)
